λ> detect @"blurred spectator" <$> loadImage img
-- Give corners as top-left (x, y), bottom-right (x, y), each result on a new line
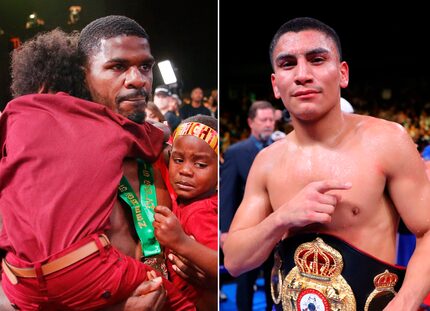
top-left (204, 89), bottom-right (218, 118)
top-left (167, 94), bottom-right (182, 132)
top-left (153, 85), bottom-right (181, 132)
top-left (145, 101), bottom-right (165, 123)
top-left (179, 87), bottom-right (211, 119)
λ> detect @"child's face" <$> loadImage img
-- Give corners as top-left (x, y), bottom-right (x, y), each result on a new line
top-left (169, 135), bottom-right (218, 202)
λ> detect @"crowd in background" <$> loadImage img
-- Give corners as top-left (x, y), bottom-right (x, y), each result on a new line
top-left (148, 86), bottom-right (218, 134)
top-left (220, 78), bottom-right (430, 157)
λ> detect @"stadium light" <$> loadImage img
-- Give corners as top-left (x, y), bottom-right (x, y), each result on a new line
top-left (157, 60), bottom-right (177, 85)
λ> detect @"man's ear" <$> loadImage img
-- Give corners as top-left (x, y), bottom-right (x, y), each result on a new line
top-left (271, 73), bottom-right (281, 99)
top-left (339, 61), bottom-right (349, 89)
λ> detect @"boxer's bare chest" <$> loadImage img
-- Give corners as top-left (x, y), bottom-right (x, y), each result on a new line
top-left (267, 143), bottom-right (389, 227)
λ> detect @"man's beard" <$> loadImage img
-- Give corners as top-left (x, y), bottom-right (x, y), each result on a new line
top-left (85, 85), bottom-right (148, 124)
top-left (127, 111), bottom-right (146, 124)
top-left (116, 90), bottom-right (148, 124)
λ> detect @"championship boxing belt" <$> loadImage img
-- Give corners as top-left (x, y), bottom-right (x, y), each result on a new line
top-left (271, 233), bottom-right (405, 311)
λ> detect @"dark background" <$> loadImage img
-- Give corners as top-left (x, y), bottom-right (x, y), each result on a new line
top-left (0, 0), bottom-right (217, 110)
top-left (219, 2), bottom-right (430, 112)
top-left (2, 2), bottom-right (430, 116)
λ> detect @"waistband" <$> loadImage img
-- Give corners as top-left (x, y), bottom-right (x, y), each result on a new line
top-left (2, 234), bottom-right (110, 285)
top-left (272, 233), bottom-right (405, 311)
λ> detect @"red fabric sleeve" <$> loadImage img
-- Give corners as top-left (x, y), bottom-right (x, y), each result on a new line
top-left (180, 195), bottom-right (218, 250)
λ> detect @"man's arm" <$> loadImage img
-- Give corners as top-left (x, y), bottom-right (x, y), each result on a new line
top-left (167, 252), bottom-right (212, 288)
top-left (382, 126), bottom-right (430, 311)
top-left (106, 277), bottom-right (166, 311)
top-left (223, 149), bottom-right (351, 277)
top-left (222, 151), bottom-right (280, 277)
top-left (425, 160), bottom-right (430, 179)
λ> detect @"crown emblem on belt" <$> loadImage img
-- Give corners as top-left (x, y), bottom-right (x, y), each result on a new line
top-left (278, 237), bottom-right (356, 311)
top-left (364, 270), bottom-right (399, 310)
top-left (373, 270), bottom-right (398, 289)
top-left (294, 237), bottom-right (343, 281)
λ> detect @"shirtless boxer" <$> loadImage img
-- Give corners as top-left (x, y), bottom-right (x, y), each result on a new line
top-left (223, 17), bottom-right (430, 311)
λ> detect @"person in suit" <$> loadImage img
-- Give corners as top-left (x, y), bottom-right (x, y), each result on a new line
top-left (220, 100), bottom-right (276, 311)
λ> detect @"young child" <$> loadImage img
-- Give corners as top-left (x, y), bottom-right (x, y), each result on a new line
top-left (154, 115), bottom-right (218, 310)
top-left (0, 28), bottom-right (193, 310)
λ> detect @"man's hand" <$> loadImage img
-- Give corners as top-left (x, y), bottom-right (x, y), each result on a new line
top-left (106, 277), bottom-right (166, 311)
top-left (168, 251), bottom-right (215, 289)
top-left (0, 283), bottom-right (14, 310)
top-left (278, 180), bottom-right (352, 229)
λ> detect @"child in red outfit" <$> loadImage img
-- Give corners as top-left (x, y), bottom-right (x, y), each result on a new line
top-left (154, 115), bottom-right (218, 311)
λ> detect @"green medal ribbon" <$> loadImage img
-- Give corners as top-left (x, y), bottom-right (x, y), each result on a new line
top-left (118, 159), bottom-right (161, 257)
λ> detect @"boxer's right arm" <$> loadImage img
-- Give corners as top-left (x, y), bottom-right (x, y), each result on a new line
top-left (223, 152), bottom-right (284, 276)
